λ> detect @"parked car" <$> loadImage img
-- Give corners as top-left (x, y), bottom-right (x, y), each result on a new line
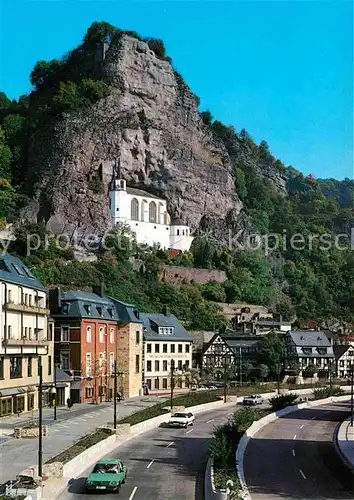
top-left (85, 458), bottom-right (127, 493)
top-left (169, 412), bottom-right (195, 428)
top-left (243, 394), bottom-right (263, 406)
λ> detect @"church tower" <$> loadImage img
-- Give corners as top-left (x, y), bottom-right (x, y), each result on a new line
top-left (109, 158), bottom-right (128, 225)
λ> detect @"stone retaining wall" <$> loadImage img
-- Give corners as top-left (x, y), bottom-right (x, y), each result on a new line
top-left (14, 426), bottom-right (49, 439)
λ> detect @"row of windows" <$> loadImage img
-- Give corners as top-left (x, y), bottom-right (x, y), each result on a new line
top-left (146, 359), bottom-right (189, 372)
top-left (146, 343), bottom-right (190, 354)
top-left (60, 326), bottom-right (141, 344)
top-left (145, 378), bottom-right (184, 390)
top-left (130, 198), bottom-right (168, 225)
top-left (0, 356), bottom-right (52, 379)
top-left (61, 352), bottom-right (140, 375)
top-left (4, 325), bottom-right (50, 341)
top-left (6, 290), bottom-right (45, 307)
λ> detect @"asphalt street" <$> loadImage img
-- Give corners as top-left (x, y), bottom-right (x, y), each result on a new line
top-left (57, 404), bottom-right (240, 500)
top-left (0, 398), bottom-right (164, 485)
top-left (244, 400), bottom-right (354, 500)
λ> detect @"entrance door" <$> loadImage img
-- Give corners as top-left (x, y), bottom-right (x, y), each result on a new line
top-left (0, 398), bottom-right (12, 416)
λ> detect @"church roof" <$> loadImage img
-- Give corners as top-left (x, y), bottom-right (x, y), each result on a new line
top-left (126, 187), bottom-right (163, 201)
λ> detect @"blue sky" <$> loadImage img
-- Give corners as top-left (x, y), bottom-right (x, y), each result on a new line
top-left (0, 0), bottom-right (352, 180)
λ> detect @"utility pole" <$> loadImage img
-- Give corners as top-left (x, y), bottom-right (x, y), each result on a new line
top-left (239, 347), bottom-right (242, 385)
top-left (277, 361), bottom-right (281, 395)
top-left (113, 360), bottom-right (117, 429)
top-left (38, 357), bottom-right (43, 478)
top-left (53, 362), bottom-right (57, 421)
top-left (329, 358), bottom-right (332, 392)
top-left (223, 362), bottom-right (227, 403)
top-left (350, 365), bottom-right (354, 427)
top-left (170, 359), bottom-right (175, 414)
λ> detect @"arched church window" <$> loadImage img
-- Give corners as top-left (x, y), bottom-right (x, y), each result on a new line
top-left (131, 198), bottom-right (139, 221)
top-left (149, 202), bottom-right (157, 223)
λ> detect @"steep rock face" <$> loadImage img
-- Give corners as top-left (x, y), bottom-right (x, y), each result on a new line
top-left (27, 35), bottom-right (242, 235)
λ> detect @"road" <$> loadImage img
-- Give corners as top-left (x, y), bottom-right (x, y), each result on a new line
top-left (0, 397), bottom-right (165, 485)
top-left (244, 400), bottom-right (354, 500)
top-left (57, 404), bottom-right (241, 500)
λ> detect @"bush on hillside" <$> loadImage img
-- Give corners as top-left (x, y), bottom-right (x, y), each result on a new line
top-left (269, 393), bottom-right (298, 411)
top-left (313, 386), bottom-right (344, 400)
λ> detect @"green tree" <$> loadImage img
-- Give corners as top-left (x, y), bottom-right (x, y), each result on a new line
top-left (0, 127), bottom-right (12, 180)
top-left (234, 167), bottom-right (247, 200)
top-left (80, 78), bottom-right (110, 103)
top-left (30, 59), bottom-right (63, 88)
top-left (256, 364), bottom-right (269, 380)
top-left (53, 81), bottom-right (83, 112)
top-left (200, 110), bottom-right (213, 126)
top-left (146, 38), bottom-right (167, 59)
top-left (257, 331), bottom-right (285, 378)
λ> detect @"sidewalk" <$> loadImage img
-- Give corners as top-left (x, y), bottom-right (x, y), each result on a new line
top-left (0, 395), bottom-right (165, 485)
top-left (335, 416), bottom-right (354, 472)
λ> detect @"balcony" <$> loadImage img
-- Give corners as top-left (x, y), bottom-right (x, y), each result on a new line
top-left (4, 301), bottom-right (49, 316)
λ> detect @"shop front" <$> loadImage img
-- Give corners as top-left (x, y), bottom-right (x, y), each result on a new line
top-left (0, 387), bottom-right (27, 417)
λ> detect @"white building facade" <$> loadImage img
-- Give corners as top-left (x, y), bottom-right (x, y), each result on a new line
top-left (109, 177), bottom-right (193, 251)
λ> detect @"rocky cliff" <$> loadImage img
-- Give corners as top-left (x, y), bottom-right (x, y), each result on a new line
top-left (26, 35), bottom-right (244, 235)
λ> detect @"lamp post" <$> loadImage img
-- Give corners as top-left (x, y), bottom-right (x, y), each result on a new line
top-left (52, 362), bottom-right (57, 420)
top-left (113, 361), bottom-right (117, 430)
top-left (349, 364), bottom-right (354, 427)
top-left (277, 361), bottom-right (282, 395)
top-left (170, 360), bottom-right (178, 414)
top-left (38, 357), bottom-right (43, 478)
top-left (223, 362), bottom-right (227, 404)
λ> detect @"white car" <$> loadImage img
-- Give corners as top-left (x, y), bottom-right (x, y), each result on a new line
top-left (168, 412), bottom-right (195, 428)
top-left (243, 394), bottom-right (263, 406)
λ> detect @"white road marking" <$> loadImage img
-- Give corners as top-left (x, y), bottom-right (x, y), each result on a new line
top-left (167, 441), bottom-right (174, 448)
top-left (299, 469), bottom-right (307, 480)
top-left (147, 459), bottom-right (154, 469)
top-left (292, 449), bottom-right (295, 457)
top-left (311, 416), bottom-right (316, 420)
top-left (186, 428), bottom-right (193, 434)
top-left (293, 434), bottom-right (297, 440)
top-left (300, 425), bottom-right (304, 429)
top-left (206, 419), bottom-right (214, 424)
top-left (129, 486), bottom-right (137, 500)
top-left (58, 424), bottom-right (69, 428)
top-left (71, 421), bottom-right (79, 425)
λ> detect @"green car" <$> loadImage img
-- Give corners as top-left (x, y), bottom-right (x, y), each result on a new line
top-left (85, 458), bottom-right (127, 493)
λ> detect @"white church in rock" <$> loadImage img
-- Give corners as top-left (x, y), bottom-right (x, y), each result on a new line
top-left (109, 169), bottom-right (194, 251)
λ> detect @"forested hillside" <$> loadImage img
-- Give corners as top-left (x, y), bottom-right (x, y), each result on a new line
top-left (0, 21), bottom-right (353, 329)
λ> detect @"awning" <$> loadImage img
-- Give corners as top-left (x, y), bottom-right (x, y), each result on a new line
top-left (0, 388), bottom-right (26, 397)
top-left (27, 386), bottom-right (36, 392)
top-left (56, 382), bottom-right (68, 388)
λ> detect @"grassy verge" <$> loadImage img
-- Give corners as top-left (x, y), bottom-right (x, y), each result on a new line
top-left (46, 428), bottom-right (114, 465)
top-left (118, 390), bottom-right (220, 426)
top-left (46, 391), bottom-right (220, 464)
top-left (210, 407), bottom-right (270, 497)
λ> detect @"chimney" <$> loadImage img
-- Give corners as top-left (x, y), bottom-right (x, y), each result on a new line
top-left (49, 288), bottom-right (61, 314)
top-left (93, 284), bottom-right (105, 297)
top-left (162, 305), bottom-right (170, 316)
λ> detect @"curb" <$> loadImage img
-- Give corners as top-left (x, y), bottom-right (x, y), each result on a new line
top-left (235, 395), bottom-right (351, 500)
top-left (333, 418), bottom-right (354, 475)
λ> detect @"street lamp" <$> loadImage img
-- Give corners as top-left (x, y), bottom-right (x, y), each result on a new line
top-left (38, 357), bottom-right (43, 479)
top-left (170, 360), bottom-right (179, 414)
top-left (348, 364), bottom-right (354, 427)
top-left (111, 364), bottom-right (124, 430)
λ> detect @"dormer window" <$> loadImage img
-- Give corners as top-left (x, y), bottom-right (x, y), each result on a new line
top-left (84, 304), bottom-right (92, 315)
top-left (97, 306), bottom-right (102, 316)
top-left (302, 347), bottom-right (312, 355)
top-left (158, 327), bottom-right (174, 335)
top-left (62, 303), bottom-right (69, 314)
top-left (107, 308), bottom-right (113, 318)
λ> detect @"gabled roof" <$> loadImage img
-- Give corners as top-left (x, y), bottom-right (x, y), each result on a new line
top-left (0, 253), bottom-right (45, 291)
top-left (141, 312), bottom-right (192, 342)
top-left (333, 344), bottom-right (352, 359)
top-left (288, 330), bottom-right (331, 347)
top-left (126, 187), bottom-right (163, 201)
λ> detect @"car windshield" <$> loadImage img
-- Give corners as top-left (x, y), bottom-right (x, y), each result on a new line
top-left (92, 463), bottom-right (120, 474)
top-left (173, 413), bottom-right (187, 418)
